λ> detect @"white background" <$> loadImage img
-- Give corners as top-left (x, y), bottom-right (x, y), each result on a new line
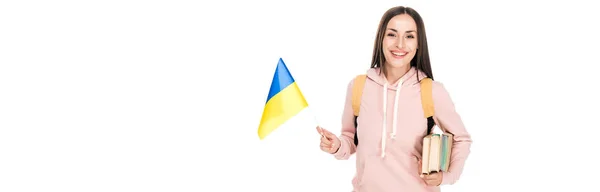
top-left (1, 0), bottom-right (599, 191)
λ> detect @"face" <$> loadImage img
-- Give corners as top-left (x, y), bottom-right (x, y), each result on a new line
top-left (382, 14), bottom-right (418, 70)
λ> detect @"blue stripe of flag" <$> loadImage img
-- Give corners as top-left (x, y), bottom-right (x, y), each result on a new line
top-left (266, 58), bottom-right (296, 103)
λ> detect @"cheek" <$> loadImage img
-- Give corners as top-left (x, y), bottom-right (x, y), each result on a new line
top-left (382, 39), bottom-right (394, 49)
top-left (408, 41), bottom-right (418, 52)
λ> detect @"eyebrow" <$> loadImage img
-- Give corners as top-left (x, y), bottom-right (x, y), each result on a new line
top-left (387, 28), bottom-right (417, 33)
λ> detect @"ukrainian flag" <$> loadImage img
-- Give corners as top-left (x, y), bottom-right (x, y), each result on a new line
top-left (258, 58), bottom-right (309, 140)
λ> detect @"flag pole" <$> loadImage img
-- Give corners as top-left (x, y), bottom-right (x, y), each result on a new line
top-left (307, 106), bottom-right (325, 138)
top-left (308, 106), bottom-right (320, 126)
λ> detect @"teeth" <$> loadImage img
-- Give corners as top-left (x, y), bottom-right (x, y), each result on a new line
top-left (392, 52), bottom-right (406, 56)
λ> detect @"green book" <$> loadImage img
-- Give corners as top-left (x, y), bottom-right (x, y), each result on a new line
top-left (440, 135), bottom-right (448, 170)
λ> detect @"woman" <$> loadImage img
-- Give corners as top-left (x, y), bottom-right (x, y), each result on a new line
top-left (317, 6), bottom-right (472, 192)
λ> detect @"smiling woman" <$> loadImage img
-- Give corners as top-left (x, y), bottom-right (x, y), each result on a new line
top-left (317, 6), bottom-right (472, 192)
top-left (371, 6), bottom-right (432, 84)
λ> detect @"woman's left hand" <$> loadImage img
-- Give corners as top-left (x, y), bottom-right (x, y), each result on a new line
top-left (420, 172), bottom-right (442, 186)
top-left (418, 159), bottom-right (443, 186)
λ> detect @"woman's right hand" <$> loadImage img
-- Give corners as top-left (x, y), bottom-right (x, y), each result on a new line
top-left (316, 126), bottom-right (341, 154)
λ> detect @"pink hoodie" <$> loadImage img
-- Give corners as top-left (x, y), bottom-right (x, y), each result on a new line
top-left (333, 67), bottom-right (472, 192)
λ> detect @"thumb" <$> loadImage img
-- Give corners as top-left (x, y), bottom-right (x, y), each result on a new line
top-left (316, 126), bottom-right (323, 135)
top-left (316, 126), bottom-right (329, 136)
top-left (418, 159), bottom-right (423, 176)
top-left (321, 128), bottom-right (335, 139)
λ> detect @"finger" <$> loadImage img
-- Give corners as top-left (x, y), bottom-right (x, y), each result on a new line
top-left (320, 145), bottom-right (333, 152)
top-left (325, 131), bottom-right (337, 139)
top-left (424, 180), bottom-right (435, 186)
top-left (320, 143), bottom-right (332, 147)
top-left (426, 179), bottom-right (440, 186)
top-left (320, 128), bottom-right (334, 137)
top-left (321, 136), bottom-right (332, 145)
top-left (421, 173), bottom-right (433, 180)
top-left (423, 173), bottom-right (439, 181)
top-left (417, 160), bottom-right (422, 174)
top-left (424, 176), bottom-right (438, 182)
top-left (320, 136), bottom-right (332, 144)
top-left (422, 173), bottom-right (433, 179)
top-left (320, 146), bottom-right (328, 152)
top-left (316, 126), bottom-right (325, 136)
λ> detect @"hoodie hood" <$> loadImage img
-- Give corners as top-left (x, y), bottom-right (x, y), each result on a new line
top-left (366, 66), bottom-right (428, 89)
top-left (365, 66), bottom-right (429, 158)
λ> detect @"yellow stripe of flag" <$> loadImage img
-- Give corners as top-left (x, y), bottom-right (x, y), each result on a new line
top-left (258, 58), bottom-right (308, 140)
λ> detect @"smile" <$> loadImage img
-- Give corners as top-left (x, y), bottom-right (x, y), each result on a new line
top-left (392, 52), bottom-right (407, 56)
top-left (391, 51), bottom-right (407, 58)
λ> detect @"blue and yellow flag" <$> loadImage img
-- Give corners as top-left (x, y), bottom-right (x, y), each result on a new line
top-left (258, 58), bottom-right (309, 140)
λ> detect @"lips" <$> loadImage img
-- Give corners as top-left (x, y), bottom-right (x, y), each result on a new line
top-left (391, 50), bottom-right (407, 58)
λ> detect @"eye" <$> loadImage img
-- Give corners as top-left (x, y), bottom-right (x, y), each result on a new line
top-left (387, 33), bottom-right (396, 37)
top-left (406, 34), bottom-right (415, 39)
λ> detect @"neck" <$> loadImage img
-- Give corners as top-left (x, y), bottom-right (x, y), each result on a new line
top-left (383, 65), bottom-right (411, 85)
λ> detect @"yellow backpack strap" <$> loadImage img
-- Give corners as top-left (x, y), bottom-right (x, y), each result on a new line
top-left (351, 74), bottom-right (367, 116)
top-left (420, 78), bottom-right (434, 118)
top-left (352, 74), bottom-right (367, 146)
top-left (421, 77), bottom-right (437, 135)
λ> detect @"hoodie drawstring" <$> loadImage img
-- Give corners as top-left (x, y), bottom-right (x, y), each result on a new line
top-left (381, 83), bottom-right (388, 157)
top-left (380, 79), bottom-right (403, 158)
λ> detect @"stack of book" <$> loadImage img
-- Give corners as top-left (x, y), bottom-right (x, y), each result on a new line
top-left (421, 132), bottom-right (453, 175)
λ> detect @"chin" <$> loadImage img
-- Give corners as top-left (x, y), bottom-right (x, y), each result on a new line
top-left (390, 65), bottom-right (411, 71)
top-left (384, 54), bottom-right (413, 68)
top-left (384, 59), bottom-right (410, 69)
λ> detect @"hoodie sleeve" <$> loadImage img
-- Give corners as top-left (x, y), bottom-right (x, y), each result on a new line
top-left (432, 82), bottom-right (472, 185)
top-left (332, 78), bottom-right (358, 160)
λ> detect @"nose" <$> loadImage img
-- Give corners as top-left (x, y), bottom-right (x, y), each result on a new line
top-left (395, 37), bottom-right (405, 49)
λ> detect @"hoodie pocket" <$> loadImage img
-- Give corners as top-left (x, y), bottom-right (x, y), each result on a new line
top-left (357, 156), bottom-right (381, 187)
top-left (357, 157), bottom-right (371, 186)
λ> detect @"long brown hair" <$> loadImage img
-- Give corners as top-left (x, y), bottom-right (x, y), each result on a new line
top-left (370, 6), bottom-right (434, 81)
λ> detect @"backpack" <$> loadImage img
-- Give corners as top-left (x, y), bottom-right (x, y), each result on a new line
top-left (351, 74), bottom-right (436, 146)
